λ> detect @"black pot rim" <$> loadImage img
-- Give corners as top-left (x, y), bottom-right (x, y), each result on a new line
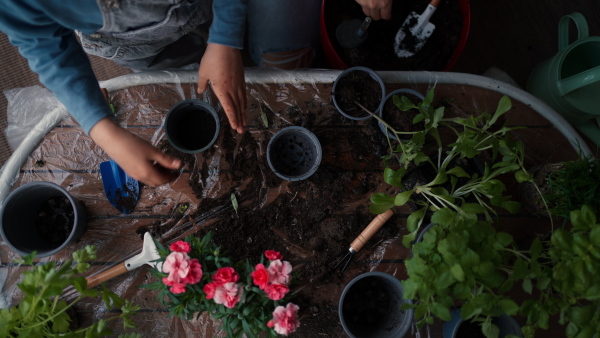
top-left (331, 66), bottom-right (386, 121)
top-left (164, 99), bottom-right (220, 154)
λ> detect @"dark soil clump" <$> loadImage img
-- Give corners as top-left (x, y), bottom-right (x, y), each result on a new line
top-left (34, 196), bottom-right (74, 246)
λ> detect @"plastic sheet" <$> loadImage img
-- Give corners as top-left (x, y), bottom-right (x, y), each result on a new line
top-left (0, 69), bottom-right (589, 337)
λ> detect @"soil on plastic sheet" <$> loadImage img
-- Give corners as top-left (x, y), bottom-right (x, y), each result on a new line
top-left (34, 196), bottom-right (74, 247)
top-left (324, 0), bottom-right (463, 71)
top-left (144, 121), bottom-right (399, 336)
top-left (334, 69), bottom-right (383, 118)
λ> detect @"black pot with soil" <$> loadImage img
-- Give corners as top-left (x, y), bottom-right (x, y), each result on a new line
top-left (0, 181), bottom-right (87, 257)
top-left (339, 271), bottom-right (413, 338)
top-left (443, 308), bottom-right (522, 338)
top-left (378, 88), bottom-right (425, 141)
top-left (332, 66), bottom-right (386, 120)
top-left (164, 99), bottom-right (220, 153)
top-left (266, 126), bottom-right (322, 181)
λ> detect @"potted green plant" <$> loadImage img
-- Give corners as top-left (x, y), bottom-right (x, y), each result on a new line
top-left (519, 205), bottom-right (600, 338)
top-left (518, 154), bottom-right (600, 221)
top-left (0, 246), bottom-right (139, 337)
top-left (145, 232), bottom-right (300, 337)
top-left (367, 89), bottom-right (530, 247)
top-left (403, 208), bottom-right (526, 338)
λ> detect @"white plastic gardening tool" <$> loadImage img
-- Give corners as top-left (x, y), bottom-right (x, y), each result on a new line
top-left (394, 0), bottom-right (441, 58)
top-left (86, 232), bottom-right (162, 289)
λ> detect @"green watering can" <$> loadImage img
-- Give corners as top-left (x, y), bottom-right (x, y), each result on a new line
top-left (527, 12), bottom-right (600, 146)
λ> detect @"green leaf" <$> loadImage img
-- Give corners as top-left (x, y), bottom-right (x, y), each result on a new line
top-left (429, 170), bottom-right (448, 186)
top-left (498, 299), bottom-right (519, 316)
top-left (260, 106), bottom-right (269, 127)
top-left (431, 208), bottom-right (457, 226)
top-left (407, 207), bottom-right (426, 232)
top-left (522, 279), bottom-right (533, 294)
top-left (529, 238), bottom-right (543, 260)
top-left (450, 264), bottom-right (465, 282)
top-left (482, 320), bottom-right (500, 338)
top-left (512, 258), bottom-right (528, 281)
top-left (446, 166), bottom-right (470, 178)
top-left (430, 302), bottom-right (451, 321)
top-left (515, 170), bottom-right (531, 183)
top-left (231, 193), bottom-right (239, 214)
top-left (501, 200), bottom-right (521, 214)
top-left (383, 167), bottom-right (404, 187)
top-left (395, 190), bottom-right (413, 206)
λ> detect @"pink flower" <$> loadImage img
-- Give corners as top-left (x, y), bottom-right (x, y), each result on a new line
top-left (162, 278), bottom-right (187, 294)
top-left (268, 303), bottom-right (300, 336)
top-left (169, 240), bottom-right (191, 253)
top-left (204, 282), bottom-right (218, 299)
top-left (264, 283), bottom-right (289, 300)
top-left (212, 267), bottom-right (239, 285)
top-left (213, 282), bottom-right (242, 308)
top-left (181, 258), bottom-right (202, 284)
top-left (264, 250), bottom-right (283, 261)
top-left (267, 260), bottom-right (293, 285)
top-left (162, 252), bottom-right (190, 283)
top-left (251, 264), bottom-right (270, 290)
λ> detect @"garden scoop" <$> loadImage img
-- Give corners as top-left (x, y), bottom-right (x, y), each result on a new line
top-left (394, 0), bottom-right (441, 58)
top-left (99, 88), bottom-right (140, 214)
top-left (86, 232), bottom-right (162, 289)
top-left (330, 209), bottom-right (394, 276)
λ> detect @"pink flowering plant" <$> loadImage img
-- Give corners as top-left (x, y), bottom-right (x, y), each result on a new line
top-left (144, 232), bottom-right (300, 337)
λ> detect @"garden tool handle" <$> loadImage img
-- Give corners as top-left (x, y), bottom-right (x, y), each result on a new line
top-left (430, 0), bottom-right (441, 8)
top-left (101, 88), bottom-right (110, 102)
top-left (86, 263), bottom-right (128, 289)
top-left (350, 209), bottom-right (394, 252)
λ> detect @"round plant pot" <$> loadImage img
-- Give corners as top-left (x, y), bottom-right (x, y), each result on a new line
top-left (378, 88), bottom-right (425, 141)
top-left (0, 181), bottom-right (87, 257)
top-left (339, 271), bottom-right (413, 338)
top-left (320, 0), bottom-right (471, 71)
top-left (267, 126), bottom-right (322, 181)
top-left (164, 99), bottom-right (220, 153)
top-left (443, 308), bottom-right (522, 338)
top-left (332, 66), bottom-right (386, 120)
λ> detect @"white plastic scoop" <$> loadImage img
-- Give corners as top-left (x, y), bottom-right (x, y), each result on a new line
top-left (394, 0), bottom-right (441, 58)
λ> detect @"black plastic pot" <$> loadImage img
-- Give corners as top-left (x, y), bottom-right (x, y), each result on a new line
top-left (339, 271), bottom-right (413, 338)
top-left (332, 66), bottom-right (386, 120)
top-left (443, 308), bottom-right (522, 338)
top-left (378, 88), bottom-right (425, 141)
top-left (0, 182), bottom-right (87, 257)
top-left (164, 99), bottom-right (220, 153)
top-left (267, 126), bottom-right (322, 181)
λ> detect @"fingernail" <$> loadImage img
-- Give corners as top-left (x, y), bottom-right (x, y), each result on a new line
top-left (173, 159), bottom-right (182, 167)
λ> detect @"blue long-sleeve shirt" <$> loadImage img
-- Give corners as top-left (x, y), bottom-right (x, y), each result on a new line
top-left (0, 0), bottom-right (246, 135)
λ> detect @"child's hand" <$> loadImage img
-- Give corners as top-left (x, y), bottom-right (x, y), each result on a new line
top-left (90, 118), bottom-right (182, 187)
top-left (355, 0), bottom-right (393, 20)
top-left (197, 43), bottom-right (247, 134)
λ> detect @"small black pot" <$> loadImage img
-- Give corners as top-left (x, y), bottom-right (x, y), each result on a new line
top-left (164, 99), bottom-right (220, 153)
top-left (332, 66), bottom-right (386, 120)
top-left (339, 271), bottom-right (413, 338)
top-left (0, 182), bottom-right (87, 257)
top-left (267, 126), bottom-right (322, 181)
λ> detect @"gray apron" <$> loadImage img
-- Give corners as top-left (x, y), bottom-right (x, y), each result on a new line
top-left (79, 0), bottom-right (212, 70)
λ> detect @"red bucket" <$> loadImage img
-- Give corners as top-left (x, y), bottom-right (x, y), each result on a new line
top-left (320, 0), bottom-right (471, 71)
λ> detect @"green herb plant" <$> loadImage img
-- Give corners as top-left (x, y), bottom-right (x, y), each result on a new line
top-left (519, 205), bottom-right (600, 338)
top-left (367, 89), bottom-right (533, 247)
top-left (403, 208), bottom-right (538, 338)
top-left (0, 246), bottom-right (139, 338)
top-left (536, 155), bottom-right (600, 221)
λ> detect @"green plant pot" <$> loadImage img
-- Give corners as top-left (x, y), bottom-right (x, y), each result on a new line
top-left (443, 308), bottom-right (522, 338)
top-left (339, 271), bottom-right (413, 338)
top-left (164, 99), bottom-right (220, 153)
top-left (0, 181), bottom-right (87, 257)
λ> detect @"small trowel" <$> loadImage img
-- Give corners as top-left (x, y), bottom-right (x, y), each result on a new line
top-left (86, 232), bottom-right (162, 289)
top-left (394, 0), bottom-right (440, 58)
top-left (336, 17), bottom-right (372, 49)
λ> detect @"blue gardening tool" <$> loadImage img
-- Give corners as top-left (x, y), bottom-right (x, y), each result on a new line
top-left (100, 158), bottom-right (140, 214)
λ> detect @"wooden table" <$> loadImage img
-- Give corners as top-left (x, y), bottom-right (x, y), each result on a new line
top-left (0, 69), bottom-right (586, 337)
